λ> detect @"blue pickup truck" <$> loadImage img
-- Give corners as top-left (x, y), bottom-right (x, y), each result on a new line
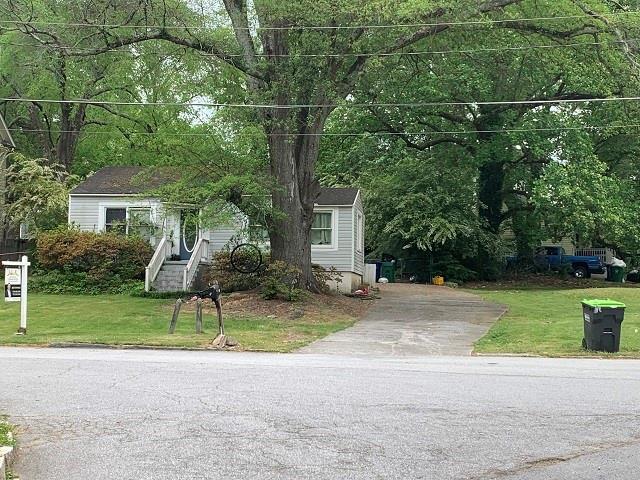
top-left (508, 246), bottom-right (605, 278)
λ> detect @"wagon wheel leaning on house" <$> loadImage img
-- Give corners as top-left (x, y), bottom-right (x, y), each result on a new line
top-left (230, 243), bottom-right (263, 274)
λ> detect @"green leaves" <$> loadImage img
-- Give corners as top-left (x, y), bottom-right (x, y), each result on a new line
top-left (533, 152), bottom-right (640, 253)
top-left (5, 153), bottom-right (77, 232)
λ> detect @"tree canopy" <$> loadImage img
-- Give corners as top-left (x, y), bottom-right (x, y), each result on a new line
top-left (2, 0), bottom-right (640, 282)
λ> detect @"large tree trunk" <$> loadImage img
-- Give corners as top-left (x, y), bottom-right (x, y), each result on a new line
top-left (476, 113), bottom-right (506, 235)
top-left (55, 130), bottom-right (80, 172)
top-left (265, 108), bottom-right (327, 292)
top-left (478, 160), bottom-right (505, 234)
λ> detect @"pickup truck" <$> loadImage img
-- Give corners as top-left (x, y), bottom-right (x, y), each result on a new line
top-left (507, 246), bottom-right (605, 278)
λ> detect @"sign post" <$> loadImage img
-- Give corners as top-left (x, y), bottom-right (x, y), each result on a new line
top-left (3, 255), bottom-right (30, 334)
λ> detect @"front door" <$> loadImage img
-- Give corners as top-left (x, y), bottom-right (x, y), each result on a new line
top-left (179, 209), bottom-right (199, 260)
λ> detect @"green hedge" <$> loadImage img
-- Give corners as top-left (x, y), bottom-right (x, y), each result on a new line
top-left (29, 271), bottom-right (145, 295)
top-left (33, 229), bottom-right (153, 294)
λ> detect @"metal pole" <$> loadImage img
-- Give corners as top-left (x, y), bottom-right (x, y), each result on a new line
top-left (18, 255), bottom-right (28, 334)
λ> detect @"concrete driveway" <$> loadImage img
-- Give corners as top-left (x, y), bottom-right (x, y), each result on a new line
top-left (300, 283), bottom-right (507, 356)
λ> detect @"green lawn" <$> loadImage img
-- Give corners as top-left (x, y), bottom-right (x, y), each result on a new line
top-left (0, 419), bottom-right (14, 447)
top-left (472, 287), bottom-right (640, 357)
top-left (0, 294), bottom-right (355, 352)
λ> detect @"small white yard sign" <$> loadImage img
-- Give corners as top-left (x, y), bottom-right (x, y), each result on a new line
top-left (2, 255), bottom-right (30, 334)
top-left (4, 267), bottom-right (21, 302)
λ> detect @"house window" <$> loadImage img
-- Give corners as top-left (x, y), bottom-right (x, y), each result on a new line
top-left (105, 208), bottom-right (127, 233)
top-left (248, 223), bottom-right (270, 244)
top-left (128, 208), bottom-right (153, 242)
top-left (311, 211), bottom-right (333, 246)
top-left (19, 222), bottom-right (32, 240)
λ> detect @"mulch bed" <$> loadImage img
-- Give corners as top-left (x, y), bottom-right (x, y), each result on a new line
top-left (176, 290), bottom-right (373, 321)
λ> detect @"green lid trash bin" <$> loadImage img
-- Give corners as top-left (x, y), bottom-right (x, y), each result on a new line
top-left (380, 261), bottom-right (396, 283)
top-left (610, 266), bottom-right (625, 283)
top-left (581, 299), bottom-right (626, 352)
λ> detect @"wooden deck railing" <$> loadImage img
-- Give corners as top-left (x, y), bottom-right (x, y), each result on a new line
top-left (145, 237), bottom-right (171, 292)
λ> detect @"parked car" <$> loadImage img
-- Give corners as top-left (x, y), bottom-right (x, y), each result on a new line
top-left (507, 246), bottom-right (605, 278)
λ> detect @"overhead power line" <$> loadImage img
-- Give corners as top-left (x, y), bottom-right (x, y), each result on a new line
top-left (1, 37), bottom-right (636, 58)
top-left (2, 96), bottom-right (640, 109)
top-left (9, 123), bottom-right (640, 137)
top-left (0, 10), bottom-right (638, 31)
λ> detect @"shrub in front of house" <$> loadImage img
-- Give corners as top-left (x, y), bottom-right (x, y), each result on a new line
top-left (33, 229), bottom-right (153, 294)
top-left (204, 250), bottom-right (267, 293)
top-left (260, 261), bottom-right (305, 301)
top-left (312, 264), bottom-right (343, 293)
top-left (204, 249), bottom-right (340, 300)
top-left (29, 270), bottom-right (145, 295)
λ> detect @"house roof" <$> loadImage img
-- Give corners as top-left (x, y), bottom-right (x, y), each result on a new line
top-left (70, 166), bottom-right (360, 205)
top-left (69, 166), bottom-right (173, 195)
top-left (0, 114), bottom-right (15, 149)
top-left (315, 187), bottom-right (359, 206)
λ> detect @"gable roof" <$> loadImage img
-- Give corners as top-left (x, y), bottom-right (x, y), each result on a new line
top-left (315, 187), bottom-right (358, 206)
top-left (69, 166), bottom-right (172, 195)
top-left (0, 114), bottom-right (15, 149)
top-left (70, 166), bottom-right (360, 206)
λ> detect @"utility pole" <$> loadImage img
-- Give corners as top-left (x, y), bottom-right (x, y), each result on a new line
top-left (0, 114), bottom-right (16, 246)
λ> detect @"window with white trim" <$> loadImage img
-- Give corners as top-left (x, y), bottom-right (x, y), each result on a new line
top-left (128, 208), bottom-right (153, 242)
top-left (311, 211), bottom-right (333, 246)
top-left (105, 208), bottom-right (127, 233)
top-left (103, 207), bottom-right (155, 242)
top-left (248, 223), bottom-right (270, 244)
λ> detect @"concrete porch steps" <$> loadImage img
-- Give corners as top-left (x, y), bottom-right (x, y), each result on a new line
top-left (152, 261), bottom-right (210, 292)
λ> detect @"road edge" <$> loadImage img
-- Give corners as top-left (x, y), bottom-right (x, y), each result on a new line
top-left (0, 445), bottom-right (15, 479)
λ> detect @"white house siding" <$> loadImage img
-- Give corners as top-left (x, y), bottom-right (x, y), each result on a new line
top-left (68, 195), bottom-right (162, 232)
top-left (352, 193), bottom-right (365, 276)
top-left (69, 194), bottom-right (365, 291)
top-left (207, 226), bottom-right (240, 252)
top-left (311, 206), bottom-right (353, 272)
top-left (553, 237), bottom-right (576, 255)
top-left (502, 227), bottom-right (576, 256)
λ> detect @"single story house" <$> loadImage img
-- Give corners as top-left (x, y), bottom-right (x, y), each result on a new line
top-left (68, 167), bottom-right (365, 292)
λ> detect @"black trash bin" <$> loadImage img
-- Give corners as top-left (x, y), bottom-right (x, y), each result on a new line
top-left (581, 299), bottom-right (626, 353)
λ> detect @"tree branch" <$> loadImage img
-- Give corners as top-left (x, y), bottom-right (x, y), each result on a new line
top-left (38, 27), bottom-right (265, 81)
top-left (338, 0), bottom-right (524, 95)
top-left (88, 103), bottom-right (154, 133)
top-left (571, 0), bottom-right (640, 77)
top-left (222, 0), bottom-right (260, 82)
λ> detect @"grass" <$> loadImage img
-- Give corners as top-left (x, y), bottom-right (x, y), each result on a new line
top-left (0, 419), bottom-right (14, 448)
top-left (472, 286), bottom-right (640, 357)
top-left (0, 294), bottom-right (357, 352)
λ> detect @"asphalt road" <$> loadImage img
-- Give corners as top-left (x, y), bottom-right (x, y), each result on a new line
top-left (1, 348), bottom-right (640, 480)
